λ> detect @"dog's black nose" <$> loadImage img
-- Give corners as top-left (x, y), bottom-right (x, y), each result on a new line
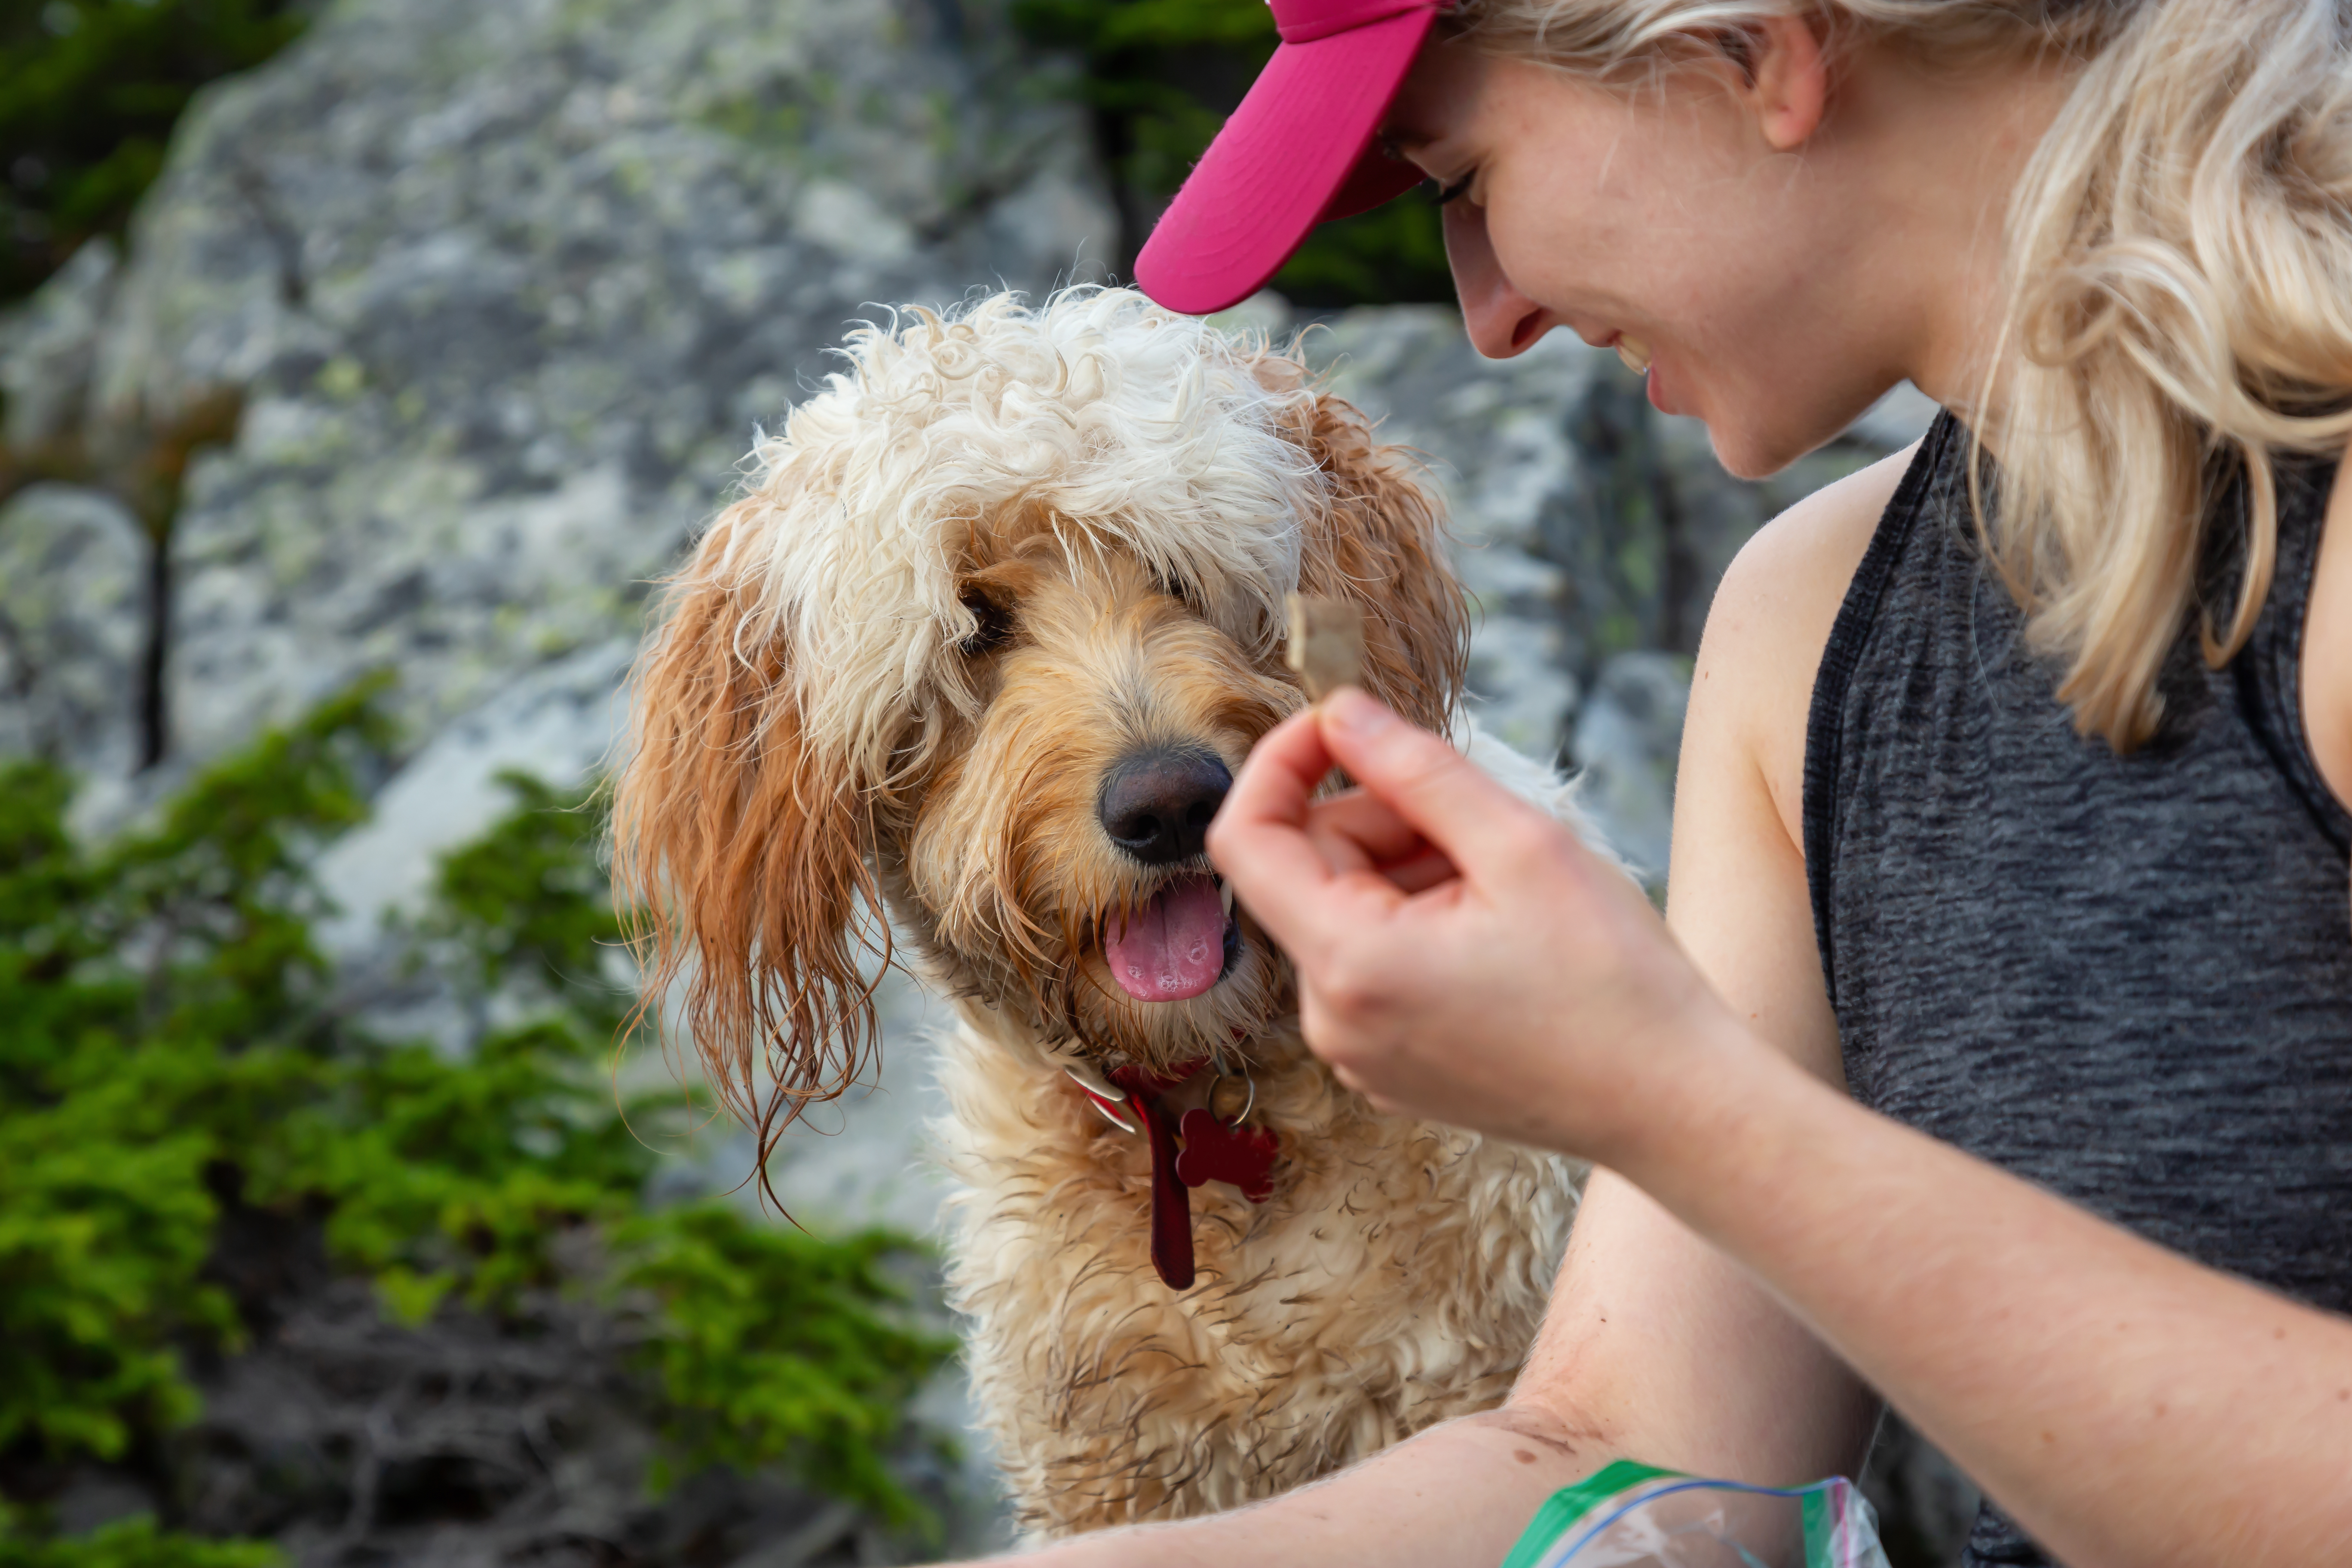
top-left (1097, 748), bottom-right (1232, 865)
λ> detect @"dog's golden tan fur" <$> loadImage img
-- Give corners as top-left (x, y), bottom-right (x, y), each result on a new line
top-left (612, 290), bottom-right (1590, 1535)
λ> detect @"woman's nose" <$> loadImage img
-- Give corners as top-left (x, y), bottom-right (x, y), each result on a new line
top-left (1445, 202), bottom-right (1559, 359)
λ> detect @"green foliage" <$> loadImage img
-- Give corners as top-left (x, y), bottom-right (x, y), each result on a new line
top-left (0, 691), bottom-right (950, 1561)
top-left (0, 1513), bottom-right (278, 1568)
top-left (431, 771), bottom-right (630, 1021)
top-left (0, 682), bottom-right (392, 1469)
top-left (1017, 0), bottom-right (1455, 306)
top-left (252, 770), bottom-right (661, 1317)
top-left (0, 0), bottom-right (309, 304)
top-left (617, 1205), bottom-right (956, 1530)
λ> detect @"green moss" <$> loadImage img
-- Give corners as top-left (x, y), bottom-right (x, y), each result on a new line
top-left (311, 357), bottom-right (364, 401)
top-left (696, 94), bottom-right (810, 151)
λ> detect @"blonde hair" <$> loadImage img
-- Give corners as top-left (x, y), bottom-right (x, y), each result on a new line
top-left (1457, 0), bottom-right (2352, 748)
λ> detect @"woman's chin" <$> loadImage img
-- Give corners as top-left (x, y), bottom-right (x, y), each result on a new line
top-left (1701, 408), bottom-right (1845, 484)
top-left (1707, 428), bottom-right (1784, 482)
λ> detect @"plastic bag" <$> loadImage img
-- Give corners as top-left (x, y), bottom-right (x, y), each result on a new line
top-left (1500, 1460), bottom-right (1893, 1568)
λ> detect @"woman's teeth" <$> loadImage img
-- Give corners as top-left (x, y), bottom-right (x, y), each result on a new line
top-left (1616, 335), bottom-right (1653, 375)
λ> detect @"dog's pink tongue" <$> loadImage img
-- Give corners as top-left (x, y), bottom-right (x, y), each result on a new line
top-left (1106, 876), bottom-right (1227, 1001)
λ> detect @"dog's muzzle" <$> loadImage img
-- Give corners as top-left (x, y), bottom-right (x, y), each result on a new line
top-left (1097, 748), bottom-right (1242, 1002)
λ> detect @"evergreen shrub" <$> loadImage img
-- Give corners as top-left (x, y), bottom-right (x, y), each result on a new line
top-left (0, 687), bottom-right (951, 1565)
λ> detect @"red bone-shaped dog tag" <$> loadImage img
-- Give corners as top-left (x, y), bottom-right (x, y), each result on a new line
top-left (1104, 1062), bottom-right (1282, 1291)
top-left (1176, 1109), bottom-right (1278, 1202)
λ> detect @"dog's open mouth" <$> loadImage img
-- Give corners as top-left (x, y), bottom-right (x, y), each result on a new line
top-left (1103, 874), bottom-right (1239, 1002)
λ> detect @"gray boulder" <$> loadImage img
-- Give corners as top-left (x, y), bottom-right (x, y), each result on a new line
top-left (0, 483), bottom-right (148, 803)
top-left (0, 238), bottom-right (118, 453)
top-left (1571, 650), bottom-right (1694, 884)
top-left (72, 0), bottom-right (1111, 784)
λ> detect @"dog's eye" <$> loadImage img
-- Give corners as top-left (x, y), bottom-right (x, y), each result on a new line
top-left (959, 590), bottom-right (1014, 657)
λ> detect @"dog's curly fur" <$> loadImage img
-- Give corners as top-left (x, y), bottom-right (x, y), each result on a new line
top-left (612, 289), bottom-right (1593, 1536)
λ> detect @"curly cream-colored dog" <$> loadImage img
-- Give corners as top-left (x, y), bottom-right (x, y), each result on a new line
top-left (612, 289), bottom-right (1598, 1537)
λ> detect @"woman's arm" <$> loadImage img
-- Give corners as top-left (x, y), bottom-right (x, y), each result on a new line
top-left (1209, 462), bottom-right (2352, 1564)
top-left (959, 1175), bottom-right (1860, 1568)
top-left (1626, 1017), bottom-right (2352, 1568)
top-left (1506, 454), bottom-right (1906, 1486)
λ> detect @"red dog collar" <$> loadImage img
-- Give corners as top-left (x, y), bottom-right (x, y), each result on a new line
top-left (1083, 1059), bottom-right (1280, 1291)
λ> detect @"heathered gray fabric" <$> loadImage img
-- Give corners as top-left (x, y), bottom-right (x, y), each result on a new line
top-left (1804, 413), bottom-right (2352, 1568)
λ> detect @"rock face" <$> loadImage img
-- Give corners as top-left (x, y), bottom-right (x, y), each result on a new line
top-left (0, 0), bottom-right (1971, 1558)
top-left (0, 239), bottom-right (118, 453)
top-left (0, 483), bottom-right (147, 792)
top-left (77, 0), bottom-right (1112, 784)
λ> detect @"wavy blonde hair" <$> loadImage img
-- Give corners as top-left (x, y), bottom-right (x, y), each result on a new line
top-left (1457, 0), bottom-right (2352, 748)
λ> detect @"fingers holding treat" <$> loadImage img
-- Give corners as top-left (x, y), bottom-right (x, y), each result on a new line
top-left (1272, 595), bottom-right (1458, 889)
top-left (1303, 789), bottom-right (1458, 892)
top-left (1218, 654), bottom-right (1740, 1161)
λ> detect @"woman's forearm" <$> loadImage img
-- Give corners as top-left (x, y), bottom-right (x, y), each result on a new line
top-left (1632, 1024), bottom-right (2352, 1568)
top-left (982, 1405), bottom-right (1609, 1567)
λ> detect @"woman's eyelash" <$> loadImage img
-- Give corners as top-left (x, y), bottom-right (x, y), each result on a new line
top-left (1425, 175), bottom-right (1473, 206)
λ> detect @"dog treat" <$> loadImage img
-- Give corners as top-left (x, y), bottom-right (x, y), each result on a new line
top-left (1284, 593), bottom-right (1366, 701)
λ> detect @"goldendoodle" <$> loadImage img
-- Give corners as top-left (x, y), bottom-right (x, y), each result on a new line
top-left (612, 288), bottom-right (1602, 1536)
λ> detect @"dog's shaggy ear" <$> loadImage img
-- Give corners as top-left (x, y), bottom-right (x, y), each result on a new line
top-left (609, 519), bottom-right (882, 1179)
top-left (1286, 389), bottom-right (1469, 732)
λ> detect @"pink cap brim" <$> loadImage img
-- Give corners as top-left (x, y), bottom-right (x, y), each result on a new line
top-left (1134, 8), bottom-right (1435, 316)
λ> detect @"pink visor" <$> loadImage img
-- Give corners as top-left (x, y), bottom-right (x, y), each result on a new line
top-left (1133, 0), bottom-right (1446, 315)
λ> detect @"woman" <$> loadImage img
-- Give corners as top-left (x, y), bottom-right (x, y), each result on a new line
top-left (986, 3), bottom-right (2352, 1564)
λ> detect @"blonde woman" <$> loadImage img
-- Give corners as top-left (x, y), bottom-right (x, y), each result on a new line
top-left (961, 1), bottom-right (2352, 1564)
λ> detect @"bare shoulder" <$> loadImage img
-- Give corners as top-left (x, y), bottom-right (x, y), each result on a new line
top-left (1688, 444), bottom-right (1918, 841)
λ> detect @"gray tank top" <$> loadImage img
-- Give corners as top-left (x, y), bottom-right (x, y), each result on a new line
top-left (1804, 413), bottom-right (2352, 1567)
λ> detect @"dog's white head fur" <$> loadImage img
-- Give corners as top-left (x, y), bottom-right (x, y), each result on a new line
top-left (614, 289), bottom-right (1466, 1163)
top-left (716, 291), bottom-right (1316, 776)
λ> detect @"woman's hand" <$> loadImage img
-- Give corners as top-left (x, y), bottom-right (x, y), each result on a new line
top-left (1208, 688), bottom-right (1750, 1164)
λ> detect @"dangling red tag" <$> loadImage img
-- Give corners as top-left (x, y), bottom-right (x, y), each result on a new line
top-left (1176, 1109), bottom-right (1279, 1202)
top-left (1111, 1063), bottom-right (1197, 1291)
top-left (1101, 1060), bottom-right (1282, 1290)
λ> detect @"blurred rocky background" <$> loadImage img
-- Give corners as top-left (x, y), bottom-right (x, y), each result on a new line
top-left (0, 1), bottom-right (1963, 1564)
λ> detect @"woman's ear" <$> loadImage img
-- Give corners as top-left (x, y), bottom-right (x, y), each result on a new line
top-left (610, 506), bottom-right (882, 1176)
top-left (1740, 13), bottom-right (1831, 151)
top-left (1288, 390), bottom-right (1469, 735)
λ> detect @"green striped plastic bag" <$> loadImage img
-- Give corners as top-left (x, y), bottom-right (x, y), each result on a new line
top-left (1500, 1460), bottom-right (1893, 1568)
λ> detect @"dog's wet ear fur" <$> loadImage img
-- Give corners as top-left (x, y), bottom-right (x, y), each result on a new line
top-left (1284, 387), bottom-right (1468, 732)
top-left (610, 511), bottom-right (882, 1186)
